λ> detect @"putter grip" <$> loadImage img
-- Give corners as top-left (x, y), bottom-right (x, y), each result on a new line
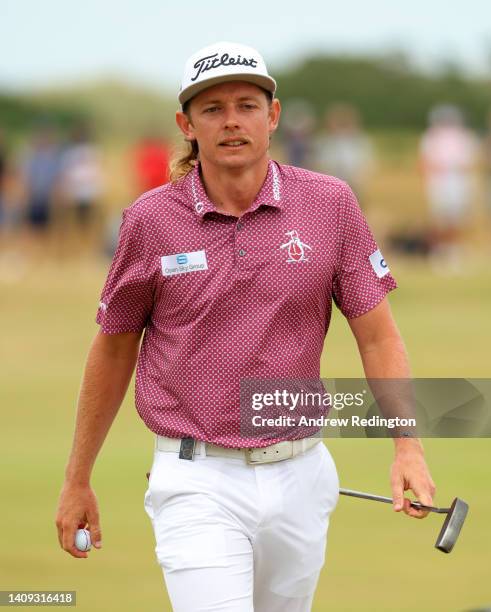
top-left (410, 501), bottom-right (429, 509)
top-left (409, 501), bottom-right (449, 513)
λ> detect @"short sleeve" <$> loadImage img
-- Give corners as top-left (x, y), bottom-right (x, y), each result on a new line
top-left (95, 208), bottom-right (154, 333)
top-left (332, 184), bottom-right (397, 319)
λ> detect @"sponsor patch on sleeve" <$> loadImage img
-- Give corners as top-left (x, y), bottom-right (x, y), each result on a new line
top-left (369, 249), bottom-right (390, 278)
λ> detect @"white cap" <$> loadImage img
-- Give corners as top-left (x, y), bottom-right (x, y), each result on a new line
top-left (178, 41), bottom-right (277, 106)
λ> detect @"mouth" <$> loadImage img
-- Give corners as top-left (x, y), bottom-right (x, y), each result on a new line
top-left (219, 138), bottom-right (249, 149)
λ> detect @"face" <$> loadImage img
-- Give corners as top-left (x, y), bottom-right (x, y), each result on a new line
top-left (176, 81), bottom-right (281, 171)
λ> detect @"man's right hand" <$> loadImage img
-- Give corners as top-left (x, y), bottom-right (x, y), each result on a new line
top-left (55, 483), bottom-right (102, 559)
top-left (55, 330), bottom-right (141, 559)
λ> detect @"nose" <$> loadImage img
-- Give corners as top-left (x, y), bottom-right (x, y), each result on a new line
top-left (223, 105), bottom-right (241, 130)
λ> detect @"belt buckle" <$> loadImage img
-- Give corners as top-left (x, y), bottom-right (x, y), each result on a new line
top-left (179, 437), bottom-right (196, 460)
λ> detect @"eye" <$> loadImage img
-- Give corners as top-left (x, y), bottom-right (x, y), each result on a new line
top-left (241, 103), bottom-right (257, 110)
top-left (203, 106), bottom-right (219, 114)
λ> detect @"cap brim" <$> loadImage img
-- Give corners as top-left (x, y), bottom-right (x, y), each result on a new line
top-left (179, 74), bottom-right (277, 106)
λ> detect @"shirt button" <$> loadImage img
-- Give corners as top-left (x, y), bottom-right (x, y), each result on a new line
top-left (236, 222), bottom-right (243, 231)
top-left (238, 248), bottom-right (246, 257)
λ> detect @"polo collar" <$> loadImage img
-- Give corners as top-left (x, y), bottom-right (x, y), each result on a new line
top-left (187, 159), bottom-right (283, 221)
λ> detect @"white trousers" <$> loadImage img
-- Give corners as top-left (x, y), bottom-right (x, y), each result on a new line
top-left (144, 440), bottom-right (339, 612)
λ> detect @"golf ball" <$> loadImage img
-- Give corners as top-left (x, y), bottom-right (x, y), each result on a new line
top-left (75, 528), bottom-right (91, 552)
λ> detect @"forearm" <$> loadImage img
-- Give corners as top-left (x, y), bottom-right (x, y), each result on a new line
top-left (359, 334), bottom-right (423, 452)
top-left (64, 331), bottom-right (140, 486)
top-left (358, 333), bottom-right (411, 379)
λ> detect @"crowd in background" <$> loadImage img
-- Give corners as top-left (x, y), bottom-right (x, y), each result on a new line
top-left (0, 121), bottom-right (171, 267)
top-left (0, 103), bottom-right (490, 275)
top-left (279, 101), bottom-right (490, 273)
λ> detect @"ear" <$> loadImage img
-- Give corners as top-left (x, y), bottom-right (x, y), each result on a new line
top-left (176, 110), bottom-right (196, 142)
top-left (268, 98), bottom-right (281, 136)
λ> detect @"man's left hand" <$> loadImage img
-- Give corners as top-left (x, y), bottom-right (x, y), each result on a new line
top-left (390, 440), bottom-right (436, 519)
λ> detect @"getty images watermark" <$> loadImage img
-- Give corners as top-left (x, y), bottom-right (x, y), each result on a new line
top-left (239, 378), bottom-right (491, 440)
top-left (249, 388), bottom-right (415, 430)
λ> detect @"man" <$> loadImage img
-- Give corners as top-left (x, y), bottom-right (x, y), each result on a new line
top-left (132, 130), bottom-right (171, 194)
top-left (57, 122), bottom-right (104, 257)
top-left (314, 103), bottom-right (374, 208)
top-left (22, 123), bottom-right (62, 226)
top-left (419, 104), bottom-right (478, 272)
top-left (56, 42), bottom-right (435, 612)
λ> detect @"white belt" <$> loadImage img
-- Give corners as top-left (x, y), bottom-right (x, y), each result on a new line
top-left (155, 435), bottom-right (321, 464)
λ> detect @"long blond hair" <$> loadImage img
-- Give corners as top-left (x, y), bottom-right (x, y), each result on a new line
top-left (170, 100), bottom-right (199, 182)
top-left (169, 139), bottom-right (199, 182)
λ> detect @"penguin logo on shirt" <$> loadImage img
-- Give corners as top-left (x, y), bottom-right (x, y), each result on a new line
top-left (280, 230), bottom-right (312, 262)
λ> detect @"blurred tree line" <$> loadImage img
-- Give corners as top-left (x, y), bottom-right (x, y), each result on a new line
top-left (1, 53), bottom-right (490, 142)
top-left (0, 91), bottom-right (87, 141)
top-left (275, 53), bottom-right (490, 129)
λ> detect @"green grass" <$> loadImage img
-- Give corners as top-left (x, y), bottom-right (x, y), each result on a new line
top-left (1, 256), bottom-right (490, 611)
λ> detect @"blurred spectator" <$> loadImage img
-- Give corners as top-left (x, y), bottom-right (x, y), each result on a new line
top-left (419, 104), bottom-right (478, 272)
top-left (58, 123), bottom-right (103, 224)
top-left (132, 131), bottom-right (170, 195)
top-left (0, 158), bottom-right (25, 234)
top-left (482, 108), bottom-right (491, 218)
top-left (281, 99), bottom-right (315, 169)
top-left (56, 122), bottom-right (104, 258)
top-left (0, 156), bottom-right (28, 279)
top-left (21, 122), bottom-right (62, 233)
top-left (314, 104), bottom-right (374, 206)
top-left (0, 128), bottom-right (6, 226)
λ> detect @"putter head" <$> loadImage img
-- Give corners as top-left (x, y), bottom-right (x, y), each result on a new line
top-left (435, 498), bottom-right (469, 553)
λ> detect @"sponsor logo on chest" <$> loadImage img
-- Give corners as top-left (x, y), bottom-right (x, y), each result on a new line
top-left (161, 250), bottom-right (208, 276)
top-left (279, 230), bottom-right (312, 262)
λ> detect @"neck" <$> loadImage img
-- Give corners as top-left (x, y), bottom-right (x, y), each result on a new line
top-left (199, 157), bottom-right (270, 217)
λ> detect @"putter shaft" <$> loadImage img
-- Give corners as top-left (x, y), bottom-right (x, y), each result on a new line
top-left (339, 488), bottom-right (450, 513)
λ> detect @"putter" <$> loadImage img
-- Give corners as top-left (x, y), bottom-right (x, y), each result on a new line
top-left (339, 488), bottom-right (469, 553)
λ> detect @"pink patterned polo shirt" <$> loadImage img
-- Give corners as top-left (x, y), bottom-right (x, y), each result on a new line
top-left (96, 160), bottom-right (397, 447)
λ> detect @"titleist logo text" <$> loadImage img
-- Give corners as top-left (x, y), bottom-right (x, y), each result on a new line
top-left (191, 53), bottom-right (258, 82)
